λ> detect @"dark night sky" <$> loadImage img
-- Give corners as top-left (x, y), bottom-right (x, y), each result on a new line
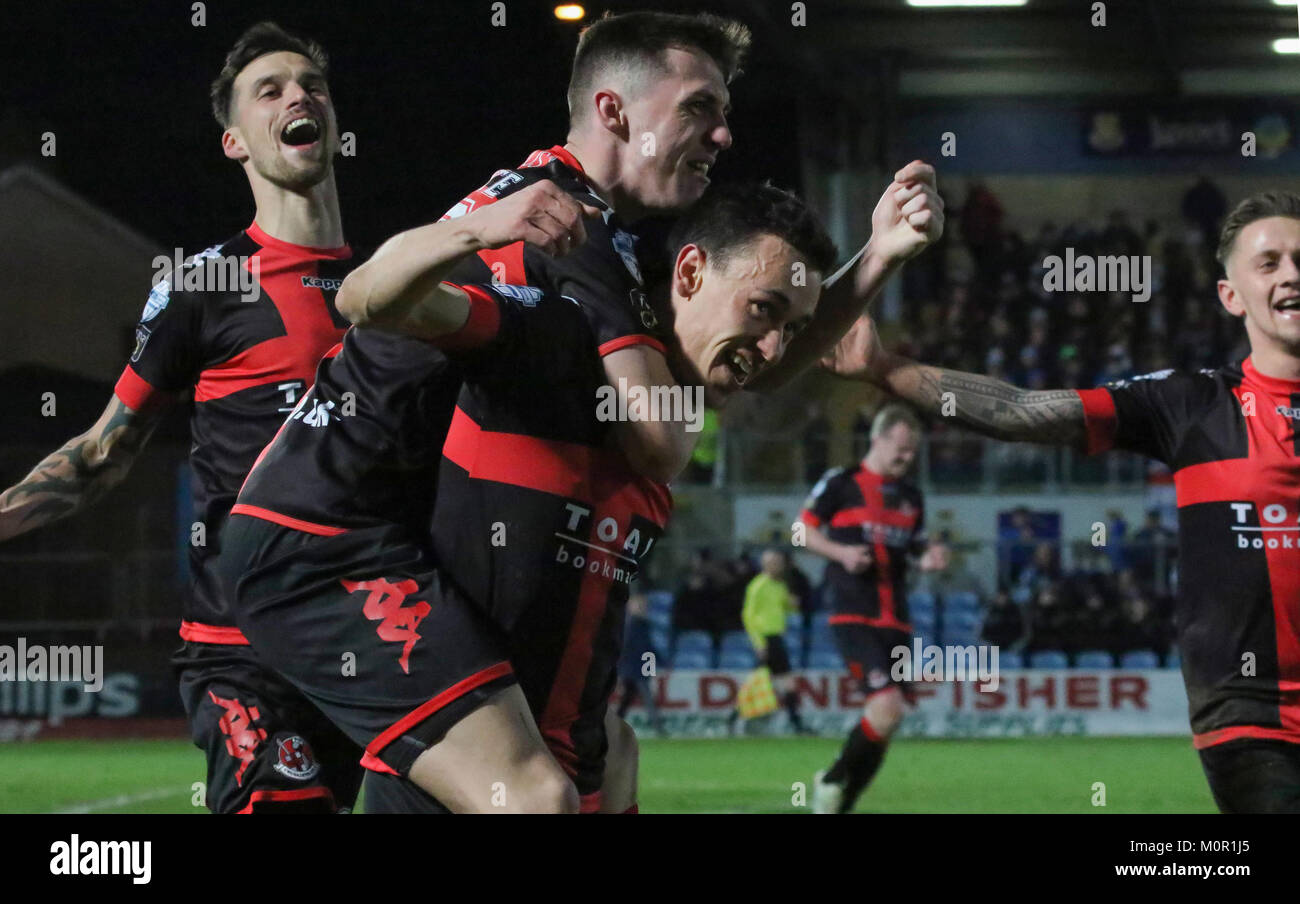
top-left (1, 0), bottom-right (803, 254)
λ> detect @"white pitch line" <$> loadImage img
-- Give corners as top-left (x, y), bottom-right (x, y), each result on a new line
top-left (52, 786), bottom-right (183, 814)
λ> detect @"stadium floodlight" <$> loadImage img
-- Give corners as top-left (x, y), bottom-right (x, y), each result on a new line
top-left (554, 3), bottom-right (585, 20)
top-left (1273, 38), bottom-right (1300, 53)
top-left (905, 0), bottom-right (1029, 7)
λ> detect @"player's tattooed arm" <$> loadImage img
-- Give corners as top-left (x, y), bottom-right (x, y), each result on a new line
top-left (0, 395), bottom-right (164, 542)
top-left (821, 314), bottom-right (1087, 446)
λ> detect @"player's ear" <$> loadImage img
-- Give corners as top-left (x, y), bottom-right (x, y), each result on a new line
top-left (1216, 278), bottom-right (1245, 318)
top-left (221, 127), bottom-right (249, 163)
top-left (593, 90), bottom-right (628, 140)
top-left (673, 243), bottom-right (706, 300)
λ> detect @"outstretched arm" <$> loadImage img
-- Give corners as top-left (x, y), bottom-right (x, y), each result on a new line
top-left (746, 160), bottom-right (944, 392)
top-left (0, 394), bottom-right (168, 542)
top-left (824, 315), bottom-right (1087, 447)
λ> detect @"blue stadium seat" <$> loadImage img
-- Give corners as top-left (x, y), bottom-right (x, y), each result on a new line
top-left (718, 649), bottom-right (758, 670)
top-left (719, 631), bottom-right (752, 654)
top-left (649, 627), bottom-right (672, 658)
top-left (1074, 650), bottom-right (1115, 669)
top-left (941, 628), bottom-right (981, 647)
top-left (1166, 647), bottom-right (1181, 668)
top-left (807, 650), bottom-right (843, 669)
top-left (784, 642), bottom-right (806, 670)
top-left (998, 650), bottom-right (1024, 669)
top-left (1010, 587), bottom-right (1033, 606)
top-left (908, 591), bottom-right (937, 616)
top-left (1119, 650), bottom-right (1160, 669)
top-left (647, 590), bottom-right (674, 613)
top-left (911, 615), bottom-right (937, 638)
top-left (674, 631), bottom-right (714, 655)
top-left (1028, 650), bottom-right (1069, 669)
top-left (808, 616), bottom-right (834, 644)
top-left (942, 591), bottom-right (981, 614)
top-left (784, 625), bottom-right (805, 653)
top-left (671, 650), bottom-right (712, 669)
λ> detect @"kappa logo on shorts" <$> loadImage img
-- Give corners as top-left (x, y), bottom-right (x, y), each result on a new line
top-left (208, 691), bottom-right (268, 786)
top-left (341, 578), bottom-right (432, 674)
top-left (273, 735), bottom-right (321, 781)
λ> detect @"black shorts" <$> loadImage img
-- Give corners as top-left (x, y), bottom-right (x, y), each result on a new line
top-left (218, 514), bottom-right (517, 778)
top-left (175, 641), bottom-right (364, 813)
top-left (762, 635), bottom-right (792, 676)
top-left (831, 621), bottom-right (914, 704)
top-left (1197, 738), bottom-right (1300, 814)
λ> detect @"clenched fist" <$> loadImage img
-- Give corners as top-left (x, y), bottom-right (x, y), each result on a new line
top-left (870, 160), bottom-right (944, 266)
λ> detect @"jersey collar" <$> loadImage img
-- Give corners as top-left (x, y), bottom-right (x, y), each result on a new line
top-left (247, 221), bottom-right (352, 259)
top-left (1243, 355), bottom-right (1300, 396)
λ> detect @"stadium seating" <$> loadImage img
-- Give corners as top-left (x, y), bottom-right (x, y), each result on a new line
top-left (908, 590), bottom-right (937, 618)
top-left (649, 626), bottom-right (672, 659)
top-left (1166, 647), bottom-right (1182, 668)
top-left (1074, 650), bottom-right (1115, 669)
top-left (807, 650), bottom-right (844, 669)
top-left (671, 649), bottom-right (712, 669)
top-left (942, 591), bottom-right (981, 615)
top-left (674, 630), bottom-right (714, 656)
top-left (807, 616), bottom-right (834, 645)
top-left (1028, 650), bottom-right (1069, 669)
top-left (718, 648), bottom-right (758, 670)
top-left (719, 631), bottom-right (753, 654)
top-left (647, 589), bottom-right (674, 614)
top-left (1119, 649), bottom-right (1160, 669)
top-left (998, 650), bottom-right (1024, 669)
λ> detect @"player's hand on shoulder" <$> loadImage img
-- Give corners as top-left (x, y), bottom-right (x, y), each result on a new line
top-left (469, 179), bottom-right (603, 257)
top-left (869, 160), bottom-right (944, 265)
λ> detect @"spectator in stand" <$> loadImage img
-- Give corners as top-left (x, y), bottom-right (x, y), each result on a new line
top-left (1015, 541), bottom-right (1062, 597)
top-left (960, 180), bottom-right (1005, 287)
top-left (1116, 596), bottom-right (1170, 660)
top-left (1073, 589), bottom-right (1121, 655)
top-left (1103, 508), bottom-right (1129, 572)
top-left (1131, 509), bottom-right (1177, 594)
top-left (1181, 175), bottom-right (1228, 253)
top-left (802, 402), bottom-right (831, 486)
top-left (851, 404), bottom-right (874, 461)
top-left (1026, 583), bottom-right (1074, 654)
top-left (616, 591), bottom-right (665, 736)
top-left (672, 548), bottom-right (720, 635)
top-left (981, 590), bottom-right (1025, 650)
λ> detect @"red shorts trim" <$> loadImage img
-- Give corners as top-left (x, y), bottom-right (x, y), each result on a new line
top-left (363, 661), bottom-right (515, 765)
top-left (179, 621), bottom-right (251, 645)
top-left (1192, 724), bottom-right (1300, 750)
top-left (598, 334), bottom-right (668, 358)
top-left (579, 791), bottom-right (603, 814)
top-left (236, 786), bottom-right (336, 813)
top-left (230, 504), bottom-right (349, 537)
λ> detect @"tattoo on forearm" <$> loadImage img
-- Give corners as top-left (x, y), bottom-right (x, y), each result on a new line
top-left (0, 399), bottom-right (151, 534)
top-left (910, 367), bottom-right (1085, 446)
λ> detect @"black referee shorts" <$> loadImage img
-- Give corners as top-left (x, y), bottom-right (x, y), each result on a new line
top-left (1198, 738), bottom-right (1300, 814)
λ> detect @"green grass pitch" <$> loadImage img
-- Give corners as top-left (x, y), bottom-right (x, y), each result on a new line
top-left (0, 735), bottom-right (1216, 814)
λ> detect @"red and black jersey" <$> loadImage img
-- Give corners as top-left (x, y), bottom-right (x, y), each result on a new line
top-left (113, 223), bottom-right (352, 641)
top-left (234, 145), bottom-right (664, 535)
top-left (429, 284), bottom-right (671, 793)
top-left (1078, 357), bottom-right (1300, 749)
top-left (799, 464), bottom-right (927, 631)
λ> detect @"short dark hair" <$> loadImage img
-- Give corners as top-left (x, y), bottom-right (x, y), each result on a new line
top-left (210, 22), bottom-right (329, 127)
top-left (567, 11), bottom-right (751, 125)
top-left (667, 181), bottom-right (838, 278)
top-left (1216, 190), bottom-right (1300, 269)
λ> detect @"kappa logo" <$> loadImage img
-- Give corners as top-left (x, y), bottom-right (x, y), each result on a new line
top-left (273, 735), bottom-right (321, 781)
top-left (301, 275), bottom-right (344, 291)
top-left (208, 691), bottom-right (267, 786)
top-left (490, 283), bottom-right (543, 306)
top-left (342, 578), bottom-right (431, 674)
top-left (1277, 404), bottom-right (1300, 421)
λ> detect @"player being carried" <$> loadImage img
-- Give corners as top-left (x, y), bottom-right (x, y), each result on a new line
top-left (826, 190), bottom-right (1300, 814)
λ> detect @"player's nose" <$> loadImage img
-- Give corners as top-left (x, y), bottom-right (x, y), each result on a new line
top-left (710, 115), bottom-right (733, 151)
top-left (757, 328), bottom-right (785, 364)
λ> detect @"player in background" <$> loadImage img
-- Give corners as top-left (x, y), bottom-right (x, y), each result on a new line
top-left (615, 591), bottom-right (665, 736)
top-left (803, 404), bottom-right (950, 813)
top-left (824, 191), bottom-right (1300, 814)
top-left (0, 22), bottom-right (365, 813)
top-left (728, 548), bottom-right (807, 734)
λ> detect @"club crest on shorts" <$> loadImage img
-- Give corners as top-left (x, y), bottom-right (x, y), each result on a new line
top-left (273, 735), bottom-right (321, 781)
top-left (868, 668), bottom-right (889, 689)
